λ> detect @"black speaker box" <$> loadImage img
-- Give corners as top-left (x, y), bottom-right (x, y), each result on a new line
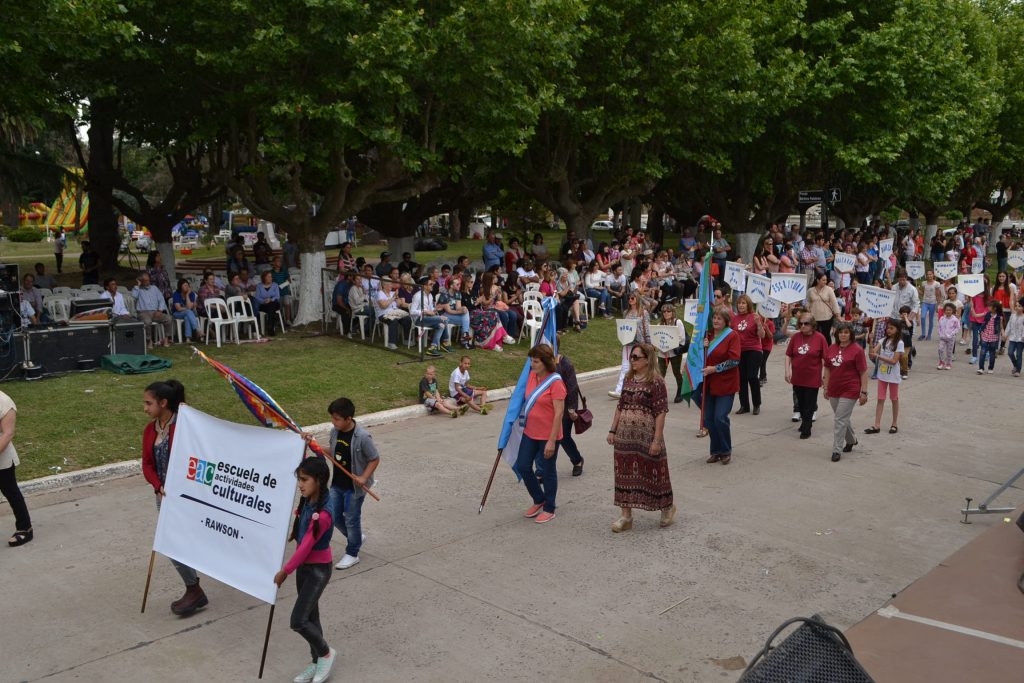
top-left (24, 324), bottom-right (111, 374)
top-left (110, 321), bottom-right (146, 355)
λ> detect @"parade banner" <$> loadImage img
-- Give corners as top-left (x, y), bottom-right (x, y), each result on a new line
top-left (905, 261), bottom-right (925, 280)
top-left (769, 273), bottom-right (808, 304)
top-left (971, 257), bottom-right (984, 274)
top-left (933, 261), bottom-right (957, 281)
top-left (958, 274), bottom-right (985, 297)
top-left (616, 319), bottom-right (639, 345)
top-left (833, 252), bottom-right (856, 273)
top-left (153, 405), bottom-right (304, 604)
top-left (1008, 250), bottom-right (1024, 270)
top-left (745, 273), bottom-right (770, 304)
top-left (724, 262), bottom-right (746, 292)
top-left (757, 297), bottom-right (781, 319)
top-left (879, 238), bottom-right (894, 261)
top-left (682, 299), bottom-right (699, 325)
top-left (855, 284), bottom-right (897, 319)
top-left (650, 325), bottom-right (682, 355)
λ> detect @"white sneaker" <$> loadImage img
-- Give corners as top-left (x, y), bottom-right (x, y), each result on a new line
top-left (977, 368), bottom-right (983, 374)
top-left (986, 369), bottom-right (994, 374)
top-left (812, 412), bottom-right (817, 422)
top-left (494, 345), bottom-right (503, 352)
top-left (385, 343), bottom-right (398, 350)
top-left (312, 647), bottom-right (336, 683)
top-left (294, 662), bottom-right (317, 683)
top-left (335, 554), bottom-right (360, 570)
top-left (608, 390), bottom-right (621, 399)
top-left (791, 412), bottom-right (800, 422)
top-left (503, 334), bottom-right (516, 344)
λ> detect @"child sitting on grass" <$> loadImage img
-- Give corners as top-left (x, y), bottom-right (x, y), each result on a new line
top-left (420, 365), bottom-right (462, 418)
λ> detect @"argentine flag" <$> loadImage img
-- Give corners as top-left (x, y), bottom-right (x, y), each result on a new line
top-left (496, 296), bottom-right (559, 480)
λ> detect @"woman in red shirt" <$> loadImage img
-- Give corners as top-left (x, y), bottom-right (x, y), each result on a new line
top-left (514, 344), bottom-right (566, 524)
top-left (700, 309), bottom-right (741, 465)
top-left (732, 295), bottom-right (766, 415)
top-left (785, 314), bottom-right (828, 439)
top-left (992, 271), bottom-right (1014, 352)
top-left (822, 322), bottom-right (868, 462)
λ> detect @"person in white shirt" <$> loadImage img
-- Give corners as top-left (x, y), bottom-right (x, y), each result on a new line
top-left (409, 280), bottom-right (450, 355)
top-left (101, 277), bottom-right (134, 320)
top-left (516, 258), bottom-right (541, 284)
top-left (583, 261), bottom-right (613, 318)
top-left (605, 264), bottom-right (627, 311)
top-left (374, 278), bottom-right (411, 350)
top-left (449, 355), bottom-right (489, 413)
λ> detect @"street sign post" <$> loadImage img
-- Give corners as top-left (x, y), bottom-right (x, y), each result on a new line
top-left (798, 190), bottom-right (824, 205)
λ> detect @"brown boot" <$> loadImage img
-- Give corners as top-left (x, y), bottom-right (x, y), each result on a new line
top-left (171, 580), bottom-right (209, 616)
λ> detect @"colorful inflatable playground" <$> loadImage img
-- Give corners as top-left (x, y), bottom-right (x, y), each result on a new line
top-left (17, 172), bottom-right (90, 235)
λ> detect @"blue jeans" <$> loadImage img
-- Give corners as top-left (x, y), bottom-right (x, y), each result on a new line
top-left (443, 311), bottom-right (471, 340)
top-left (173, 309), bottom-right (200, 337)
top-left (516, 434), bottom-right (557, 513)
top-left (554, 414), bottom-right (583, 466)
top-left (418, 314), bottom-right (449, 346)
top-left (978, 341), bottom-right (998, 371)
top-left (701, 392), bottom-right (734, 456)
top-left (971, 321), bottom-right (984, 358)
top-left (1008, 341), bottom-right (1023, 373)
top-left (326, 487), bottom-right (365, 557)
top-left (920, 303), bottom-right (936, 339)
top-left (585, 287), bottom-right (611, 313)
top-left (495, 309), bottom-right (519, 337)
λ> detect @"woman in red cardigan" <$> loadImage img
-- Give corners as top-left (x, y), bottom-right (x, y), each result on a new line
top-left (701, 309), bottom-right (741, 464)
top-left (142, 379), bottom-right (209, 617)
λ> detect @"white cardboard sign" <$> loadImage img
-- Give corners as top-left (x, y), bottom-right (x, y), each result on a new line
top-left (758, 297), bottom-right (781, 318)
top-left (933, 261), bottom-right (957, 281)
top-left (958, 274), bottom-right (984, 297)
top-left (855, 284), bottom-right (897, 319)
top-left (878, 239), bottom-right (894, 261)
top-left (682, 299), bottom-right (699, 325)
top-left (650, 325), bottom-right (682, 354)
top-left (1007, 250), bottom-right (1024, 270)
top-left (905, 261), bottom-right (925, 280)
top-left (768, 273), bottom-right (808, 304)
top-left (745, 273), bottom-right (770, 304)
top-left (617, 319), bottom-right (639, 345)
top-left (724, 262), bottom-right (747, 292)
top-left (833, 252), bottom-right (856, 274)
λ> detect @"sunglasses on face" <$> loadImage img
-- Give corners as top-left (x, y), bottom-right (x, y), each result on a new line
top-left (800, 320), bottom-right (813, 326)
top-left (630, 354), bottom-right (645, 361)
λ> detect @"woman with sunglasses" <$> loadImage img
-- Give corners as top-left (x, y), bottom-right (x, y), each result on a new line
top-left (606, 343), bottom-right (674, 531)
top-left (699, 309), bottom-right (741, 465)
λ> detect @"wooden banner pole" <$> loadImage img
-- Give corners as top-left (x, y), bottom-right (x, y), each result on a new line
top-left (258, 604), bottom-right (276, 679)
top-left (140, 550), bottom-right (157, 614)
top-left (478, 449), bottom-right (504, 514)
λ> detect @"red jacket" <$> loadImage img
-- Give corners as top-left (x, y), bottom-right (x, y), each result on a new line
top-left (705, 330), bottom-right (741, 396)
top-left (142, 420), bottom-right (176, 493)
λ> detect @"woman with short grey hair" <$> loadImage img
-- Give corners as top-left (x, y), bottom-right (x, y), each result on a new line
top-left (822, 322), bottom-right (869, 462)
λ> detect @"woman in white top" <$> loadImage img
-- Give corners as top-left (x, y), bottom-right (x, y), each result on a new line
top-left (583, 260), bottom-right (613, 318)
top-left (657, 304), bottom-right (690, 403)
top-left (919, 271), bottom-right (944, 341)
top-left (0, 391), bottom-right (31, 546)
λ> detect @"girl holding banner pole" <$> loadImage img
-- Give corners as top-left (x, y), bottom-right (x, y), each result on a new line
top-left (275, 457), bottom-right (337, 683)
top-left (141, 380), bottom-right (209, 616)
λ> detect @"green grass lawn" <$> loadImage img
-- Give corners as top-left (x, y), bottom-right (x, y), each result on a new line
top-left (7, 319), bottom-right (620, 481)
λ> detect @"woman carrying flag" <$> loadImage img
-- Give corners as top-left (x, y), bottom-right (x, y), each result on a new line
top-left (515, 345), bottom-right (566, 524)
top-left (700, 310), bottom-right (741, 465)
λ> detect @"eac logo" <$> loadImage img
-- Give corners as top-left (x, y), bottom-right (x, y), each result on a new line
top-left (187, 456), bottom-right (217, 486)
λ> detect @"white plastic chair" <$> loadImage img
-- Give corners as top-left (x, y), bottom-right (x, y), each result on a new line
top-left (204, 298), bottom-right (237, 347)
top-left (43, 295), bottom-right (71, 322)
top-left (226, 295), bottom-right (261, 340)
top-left (523, 290), bottom-right (544, 305)
top-left (520, 299), bottom-right (544, 345)
top-left (35, 288), bottom-right (52, 299)
top-left (524, 282), bottom-right (541, 292)
top-left (80, 284), bottom-right (103, 294)
top-left (259, 307), bottom-right (286, 336)
top-left (53, 286), bottom-right (73, 296)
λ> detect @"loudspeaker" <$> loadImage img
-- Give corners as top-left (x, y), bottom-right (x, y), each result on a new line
top-left (740, 615), bottom-right (875, 683)
top-left (23, 324), bottom-right (111, 374)
top-left (110, 321), bottom-right (146, 355)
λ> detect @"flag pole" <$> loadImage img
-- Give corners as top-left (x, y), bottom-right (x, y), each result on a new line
top-left (257, 604), bottom-right (276, 679)
top-left (478, 449), bottom-right (504, 513)
top-left (140, 550), bottom-right (157, 613)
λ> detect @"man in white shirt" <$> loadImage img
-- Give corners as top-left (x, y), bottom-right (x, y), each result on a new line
top-left (449, 355), bottom-right (489, 414)
top-left (409, 280), bottom-right (450, 355)
top-left (101, 277), bottom-right (134, 320)
top-left (19, 274), bottom-right (49, 323)
top-left (516, 258), bottom-right (540, 284)
top-left (374, 278), bottom-right (411, 350)
top-left (605, 264), bottom-right (627, 310)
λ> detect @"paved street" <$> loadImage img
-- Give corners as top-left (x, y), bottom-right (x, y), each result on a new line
top-left (3, 347), bottom-right (1021, 682)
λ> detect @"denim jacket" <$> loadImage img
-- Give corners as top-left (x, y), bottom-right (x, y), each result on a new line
top-left (328, 422), bottom-right (379, 499)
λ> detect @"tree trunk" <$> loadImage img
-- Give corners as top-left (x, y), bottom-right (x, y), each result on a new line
top-left (448, 211), bottom-right (460, 243)
top-left (291, 229), bottom-right (328, 326)
top-left (647, 205), bottom-right (666, 249)
top-left (86, 99), bottom-right (119, 276)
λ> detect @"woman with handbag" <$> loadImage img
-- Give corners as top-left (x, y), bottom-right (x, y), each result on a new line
top-left (606, 343), bottom-right (674, 532)
top-left (554, 351), bottom-right (589, 476)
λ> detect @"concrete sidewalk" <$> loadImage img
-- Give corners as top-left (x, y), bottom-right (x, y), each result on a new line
top-left (3, 347), bottom-right (1021, 682)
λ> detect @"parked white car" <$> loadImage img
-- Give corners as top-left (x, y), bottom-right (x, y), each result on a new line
top-left (590, 220), bottom-right (615, 231)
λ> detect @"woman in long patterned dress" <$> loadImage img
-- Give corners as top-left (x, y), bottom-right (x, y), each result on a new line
top-left (606, 342), bottom-right (675, 532)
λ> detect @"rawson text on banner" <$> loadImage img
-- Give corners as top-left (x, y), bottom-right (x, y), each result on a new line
top-left (855, 284), bottom-right (897, 318)
top-left (153, 405), bottom-right (304, 604)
